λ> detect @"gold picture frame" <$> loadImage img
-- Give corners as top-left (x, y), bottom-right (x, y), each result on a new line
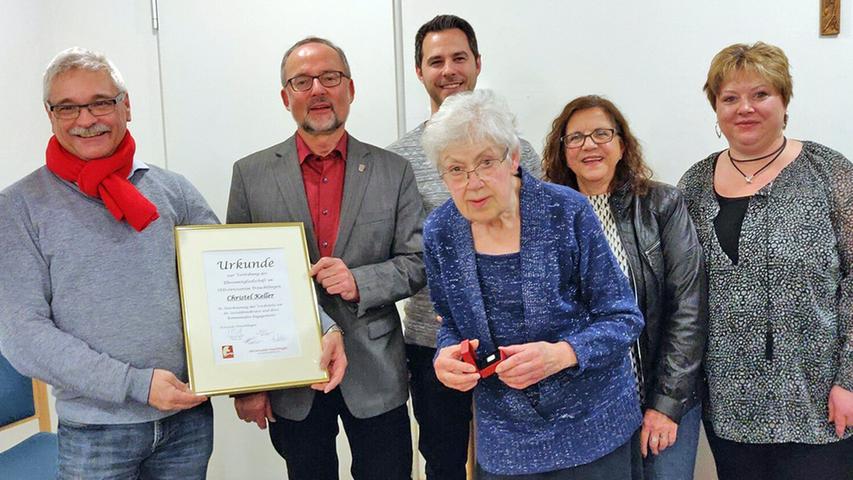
top-left (174, 223), bottom-right (327, 396)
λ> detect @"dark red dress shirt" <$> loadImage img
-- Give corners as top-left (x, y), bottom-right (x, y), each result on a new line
top-left (296, 132), bottom-right (347, 258)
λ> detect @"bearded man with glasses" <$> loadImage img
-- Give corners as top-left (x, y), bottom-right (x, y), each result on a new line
top-left (228, 36), bottom-right (425, 480)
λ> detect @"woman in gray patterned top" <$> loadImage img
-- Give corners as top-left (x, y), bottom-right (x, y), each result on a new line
top-left (679, 42), bottom-right (853, 480)
top-left (543, 95), bottom-right (707, 480)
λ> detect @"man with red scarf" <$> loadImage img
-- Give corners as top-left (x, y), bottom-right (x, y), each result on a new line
top-left (0, 47), bottom-right (219, 478)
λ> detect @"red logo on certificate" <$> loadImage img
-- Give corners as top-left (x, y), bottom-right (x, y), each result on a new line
top-left (221, 345), bottom-right (234, 359)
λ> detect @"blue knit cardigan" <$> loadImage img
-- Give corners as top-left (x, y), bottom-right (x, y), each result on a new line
top-left (423, 170), bottom-right (644, 475)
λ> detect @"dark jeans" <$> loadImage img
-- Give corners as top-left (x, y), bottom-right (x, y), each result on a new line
top-left (268, 388), bottom-right (412, 480)
top-left (476, 438), bottom-right (632, 479)
top-left (704, 420), bottom-right (853, 480)
top-left (406, 344), bottom-right (473, 480)
top-left (57, 402), bottom-right (213, 480)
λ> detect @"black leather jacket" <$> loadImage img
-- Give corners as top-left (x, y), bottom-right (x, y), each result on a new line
top-left (609, 181), bottom-right (708, 422)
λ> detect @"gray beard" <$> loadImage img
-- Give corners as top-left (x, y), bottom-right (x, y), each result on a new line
top-left (302, 114), bottom-right (343, 135)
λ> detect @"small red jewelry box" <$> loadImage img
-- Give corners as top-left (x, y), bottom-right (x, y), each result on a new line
top-left (459, 339), bottom-right (506, 378)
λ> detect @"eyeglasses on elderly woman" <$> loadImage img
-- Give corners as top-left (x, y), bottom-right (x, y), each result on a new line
top-left (439, 147), bottom-right (509, 186)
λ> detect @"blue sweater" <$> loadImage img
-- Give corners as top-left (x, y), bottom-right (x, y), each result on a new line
top-left (423, 170), bottom-right (644, 475)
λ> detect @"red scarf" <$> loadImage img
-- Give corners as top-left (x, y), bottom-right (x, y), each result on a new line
top-left (45, 131), bottom-right (159, 232)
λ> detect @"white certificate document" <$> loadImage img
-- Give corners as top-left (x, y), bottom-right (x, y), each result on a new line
top-left (203, 248), bottom-right (302, 365)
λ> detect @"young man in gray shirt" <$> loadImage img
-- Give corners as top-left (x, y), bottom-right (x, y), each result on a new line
top-left (0, 47), bottom-right (218, 478)
top-left (387, 15), bottom-right (542, 479)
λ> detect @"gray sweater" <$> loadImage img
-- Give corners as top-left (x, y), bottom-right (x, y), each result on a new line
top-left (387, 123), bottom-right (542, 348)
top-left (0, 165), bottom-right (218, 424)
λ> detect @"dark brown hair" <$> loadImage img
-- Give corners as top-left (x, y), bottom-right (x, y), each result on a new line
top-left (414, 15), bottom-right (479, 68)
top-left (542, 95), bottom-right (652, 195)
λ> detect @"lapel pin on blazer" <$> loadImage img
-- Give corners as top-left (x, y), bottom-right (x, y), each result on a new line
top-left (358, 163), bottom-right (366, 172)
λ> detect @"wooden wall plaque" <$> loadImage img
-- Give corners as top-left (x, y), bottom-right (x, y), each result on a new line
top-left (821, 0), bottom-right (841, 36)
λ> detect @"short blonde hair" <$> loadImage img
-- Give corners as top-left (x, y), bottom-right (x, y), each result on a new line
top-left (703, 41), bottom-right (793, 110)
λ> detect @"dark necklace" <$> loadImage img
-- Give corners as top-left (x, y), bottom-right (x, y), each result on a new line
top-left (728, 138), bottom-right (786, 163)
top-left (729, 137), bottom-right (787, 183)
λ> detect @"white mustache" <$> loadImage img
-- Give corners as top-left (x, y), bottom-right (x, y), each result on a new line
top-left (69, 124), bottom-right (111, 137)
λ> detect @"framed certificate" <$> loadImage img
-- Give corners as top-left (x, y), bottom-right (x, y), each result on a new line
top-left (174, 223), bottom-right (328, 396)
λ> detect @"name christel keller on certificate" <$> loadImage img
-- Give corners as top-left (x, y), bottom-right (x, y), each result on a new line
top-left (203, 248), bottom-right (302, 364)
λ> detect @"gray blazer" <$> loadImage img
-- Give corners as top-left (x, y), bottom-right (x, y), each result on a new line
top-left (227, 133), bottom-right (426, 420)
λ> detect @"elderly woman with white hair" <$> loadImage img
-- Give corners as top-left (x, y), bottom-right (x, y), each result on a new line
top-left (422, 89), bottom-right (644, 479)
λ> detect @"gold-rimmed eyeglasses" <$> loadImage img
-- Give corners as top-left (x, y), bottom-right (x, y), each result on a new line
top-left (440, 148), bottom-right (509, 186)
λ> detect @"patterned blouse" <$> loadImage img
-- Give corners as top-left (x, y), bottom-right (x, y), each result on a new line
top-left (589, 194), bottom-right (644, 403)
top-left (588, 194), bottom-right (630, 276)
top-left (679, 141), bottom-right (853, 444)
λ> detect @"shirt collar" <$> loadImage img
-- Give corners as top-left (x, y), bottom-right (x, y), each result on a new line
top-left (296, 131), bottom-right (348, 165)
top-left (130, 157), bottom-right (149, 178)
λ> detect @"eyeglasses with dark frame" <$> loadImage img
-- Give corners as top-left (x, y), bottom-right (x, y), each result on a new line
top-left (286, 71), bottom-right (350, 92)
top-left (48, 92), bottom-right (127, 120)
top-left (561, 128), bottom-right (619, 149)
top-left (440, 148), bottom-right (510, 186)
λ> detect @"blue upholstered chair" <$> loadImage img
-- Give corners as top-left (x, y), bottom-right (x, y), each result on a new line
top-left (0, 352), bottom-right (58, 479)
